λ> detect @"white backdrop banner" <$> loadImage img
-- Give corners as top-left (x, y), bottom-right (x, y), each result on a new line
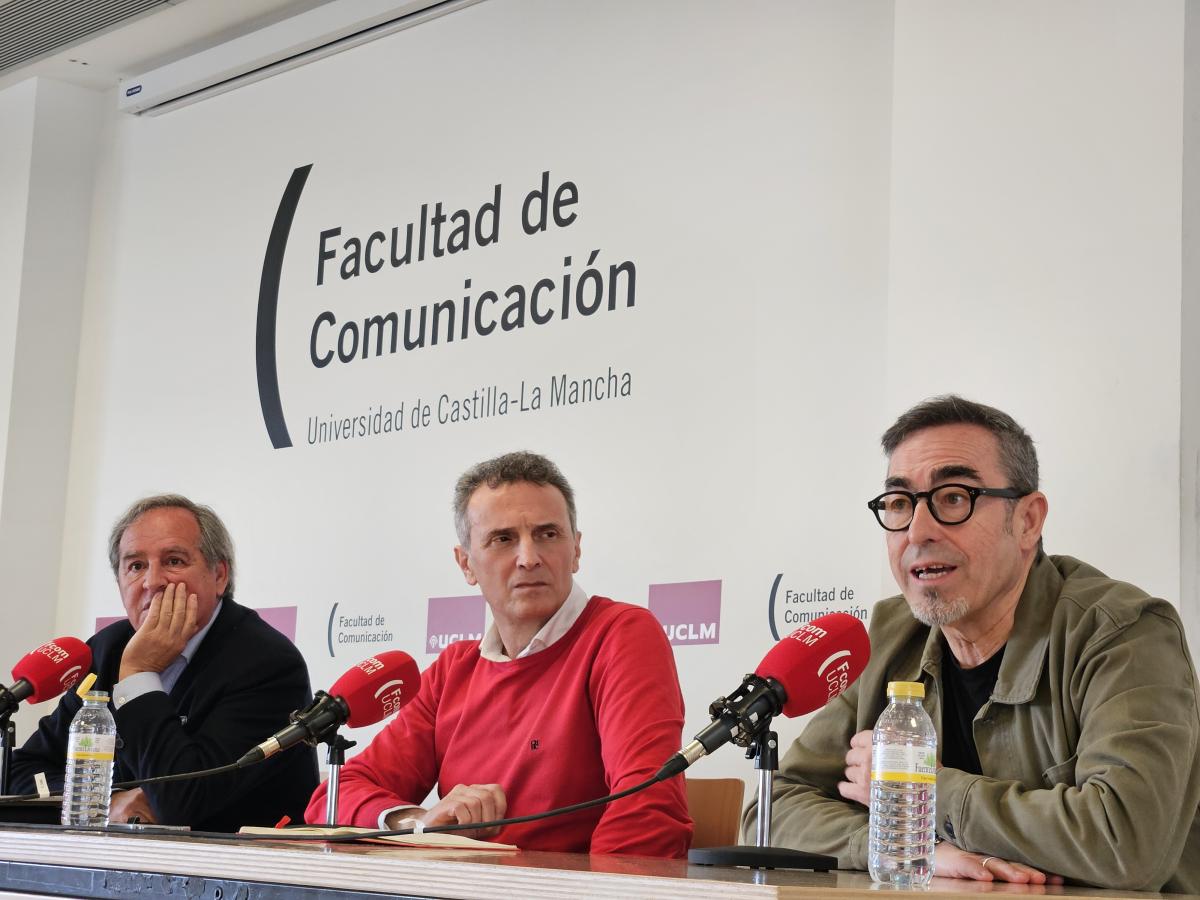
top-left (63, 0), bottom-right (1145, 782)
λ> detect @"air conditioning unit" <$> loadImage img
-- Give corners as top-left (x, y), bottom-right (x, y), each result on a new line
top-left (118, 0), bottom-right (481, 116)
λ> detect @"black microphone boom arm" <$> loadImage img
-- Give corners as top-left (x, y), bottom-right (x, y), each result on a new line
top-left (237, 691), bottom-right (350, 767)
top-left (700, 673), bottom-right (787, 750)
top-left (0, 681), bottom-right (32, 720)
top-left (656, 673), bottom-right (787, 780)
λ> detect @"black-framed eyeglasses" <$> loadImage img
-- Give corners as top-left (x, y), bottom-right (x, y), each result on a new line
top-left (866, 484), bottom-right (1029, 532)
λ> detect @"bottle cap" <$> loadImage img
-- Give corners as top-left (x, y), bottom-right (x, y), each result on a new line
top-left (81, 690), bottom-right (110, 703)
top-left (886, 680), bottom-right (925, 699)
top-left (74, 672), bottom-right (97, 697)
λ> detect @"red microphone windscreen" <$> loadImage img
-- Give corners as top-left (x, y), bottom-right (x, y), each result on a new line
top-left (11, 637), bottom-right (93, 704)
top-left (755, 613), bottom-right (870, 717)
top-left (329, 650), bottom-right (421, 728)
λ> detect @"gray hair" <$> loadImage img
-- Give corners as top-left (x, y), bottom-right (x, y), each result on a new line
top-left (107, 494), bottom-right (236, 601)
top-left (453, 451), bottom-right (577, 546)
top-left (881, 395), bottom-right (1039, 494)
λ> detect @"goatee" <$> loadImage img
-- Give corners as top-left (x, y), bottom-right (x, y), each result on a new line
top-left (910, 588), bottom-right (970, 627)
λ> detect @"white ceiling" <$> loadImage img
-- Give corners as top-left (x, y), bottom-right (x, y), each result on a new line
top-left (0, 0), bottom-right (334, 94)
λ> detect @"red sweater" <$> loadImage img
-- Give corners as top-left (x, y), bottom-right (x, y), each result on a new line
top-left (306, 597), bottom-right (692, 856)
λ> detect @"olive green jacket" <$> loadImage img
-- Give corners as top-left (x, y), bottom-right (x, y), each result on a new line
top-left (743, 554), bottom-right (1200, 893)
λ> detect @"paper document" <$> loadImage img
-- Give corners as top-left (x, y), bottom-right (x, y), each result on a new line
top-left (238, 825), bottom-right (518, 850)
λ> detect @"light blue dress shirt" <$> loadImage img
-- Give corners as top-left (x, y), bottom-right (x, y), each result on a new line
top-left (113, 600), bottom-right (224, 709)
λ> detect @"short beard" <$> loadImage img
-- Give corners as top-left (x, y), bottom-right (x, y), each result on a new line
top-left (909, 588), bottom-right (970, 627)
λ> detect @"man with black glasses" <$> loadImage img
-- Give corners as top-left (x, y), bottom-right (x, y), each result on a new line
top-left (747, 395), bottom-right (1200, 893)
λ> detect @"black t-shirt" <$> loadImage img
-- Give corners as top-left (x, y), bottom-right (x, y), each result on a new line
top-left (939, 636), bottom-right (1005, 774)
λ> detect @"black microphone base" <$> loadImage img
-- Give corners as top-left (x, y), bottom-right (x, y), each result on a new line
top-left (688, 845), bottom-right (837, 871)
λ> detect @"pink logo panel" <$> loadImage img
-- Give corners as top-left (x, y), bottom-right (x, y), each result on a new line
top-left (256, 605), bottom-right (298, 642)
top-left (649, 579), bottom-right (722, 646)
top-left (94, 604), bottom-right (297, 642)
top-left (427, 595), bottom-right (486, 654)
top-left (94, 615), bottom-right (124, 634)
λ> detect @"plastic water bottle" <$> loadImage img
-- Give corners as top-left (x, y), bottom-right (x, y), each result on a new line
top-left (61, 690), bottom-right (117, 827)
top-left (868, 681), bottom-right (936, 888)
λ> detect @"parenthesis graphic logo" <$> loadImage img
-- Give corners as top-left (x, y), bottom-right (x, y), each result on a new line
top-left (768, 573), bottom-right (783, 640)
top-left (58, 665), bottom-right (83, 686)
top-left (326, 601), bottom-right (338, 658)
top-left (256, 164), bottom-right (313, 449)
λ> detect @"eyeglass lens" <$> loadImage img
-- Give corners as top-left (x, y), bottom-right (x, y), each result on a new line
top-left (877, 485), bottom-right (974, 529)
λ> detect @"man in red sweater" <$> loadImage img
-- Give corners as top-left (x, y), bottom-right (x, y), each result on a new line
top-left (306, 451), bottom-right (692, 856)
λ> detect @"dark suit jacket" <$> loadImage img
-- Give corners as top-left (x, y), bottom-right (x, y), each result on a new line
top-left (9, 599), bottom-right (319, 832)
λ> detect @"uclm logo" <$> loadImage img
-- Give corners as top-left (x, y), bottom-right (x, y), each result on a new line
top-left (357, 657), bottom-right (385, 676)
top-left (426, 595), bottom-right (486, 655)
top-left (35, 640), bottom-right (70, 665)
top-left (374, 679), bottom-right (411, 717)
top-left (427, 632), bottom-right (483, 652)
top-left (648, 580), bottom-right (721, 647)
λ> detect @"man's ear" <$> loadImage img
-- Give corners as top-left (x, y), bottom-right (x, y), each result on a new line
top-left (1017, 492), bottom-right (1048, 552)
top-left (453, 546), bottom-right (478, 586)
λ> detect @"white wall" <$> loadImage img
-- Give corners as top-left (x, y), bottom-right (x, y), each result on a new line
top-left (1182, 0), bottom-right (1200, 648)
top-left (52, 0), bottom-right (896, 768)
top-left (0, 79), bottom-right (37, 516)
top-left (0, 79), bottom-right (103, 734)
top-left (886, 0), bottom-right (1186, 625)
top-left (0, 0), bottom-right (1193, 785)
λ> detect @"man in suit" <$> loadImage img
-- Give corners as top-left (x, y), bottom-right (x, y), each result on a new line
top-left (9, 494), bottom-right (318, 832)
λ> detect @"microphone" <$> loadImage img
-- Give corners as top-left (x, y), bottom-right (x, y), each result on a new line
top-left (0, 637), bottom-right (92, 717)
top-left (657, 613), bottom-right (869, 779)
top-left (237, 650), bottom-right (420, 766)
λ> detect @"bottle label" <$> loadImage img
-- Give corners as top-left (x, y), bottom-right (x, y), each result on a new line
top-left (871, 742), bottom-right (936, 784)
top-left (67, 733), bottom-right (116, 762)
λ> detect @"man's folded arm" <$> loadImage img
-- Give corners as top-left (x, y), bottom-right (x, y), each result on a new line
top-left (588, 608), bottom-right (692, 857)
top-left (116, 649), bottom-right (312, 825)
top-left (938, 610), bottom-right (1200, 892)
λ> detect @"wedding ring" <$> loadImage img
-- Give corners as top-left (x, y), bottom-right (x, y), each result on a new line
top-left (980, 856), bottom-right (997, 870)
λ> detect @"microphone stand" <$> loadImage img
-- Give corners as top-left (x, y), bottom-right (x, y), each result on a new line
top-left (0, 717), bottom-right (13, 796)
top-left (321, 733), bottom-right (355, 826)
top-left (688, 725), bottom-right (837, 871)
top-left (0, 689), bottom-right (20, 797)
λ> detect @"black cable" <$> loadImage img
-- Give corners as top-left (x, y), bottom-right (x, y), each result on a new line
top-left (0, 693), bottom-right (338, 802)
top-left (0, 760), bottom-right (248, 802)
top-left (199, 771), bottom-right (666, 843)
top-left (318, 771), bottom-right (665, 843)
top-left (112, 761), bottom-right (242, 791)
top-left (0, 770), bottom-right (671, 844)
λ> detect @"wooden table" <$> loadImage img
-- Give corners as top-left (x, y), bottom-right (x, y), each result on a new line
top-left (0, 827), bottom-right (1192, 899)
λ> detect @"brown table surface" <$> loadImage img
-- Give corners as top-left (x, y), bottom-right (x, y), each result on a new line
top-left (0, 828), bottom-right (1193, 900)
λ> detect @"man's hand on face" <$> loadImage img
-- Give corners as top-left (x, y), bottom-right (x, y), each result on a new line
top-left (935, 840), bottom-right (1063, 884)
top-left (109, 787), bottom-right (158, 825)
top-left (384, 783), bottom-right (507, 839)
top-left (837, 729), bottom-right (873, 806)
top-left (118, 582), bottom-right (200, 681)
